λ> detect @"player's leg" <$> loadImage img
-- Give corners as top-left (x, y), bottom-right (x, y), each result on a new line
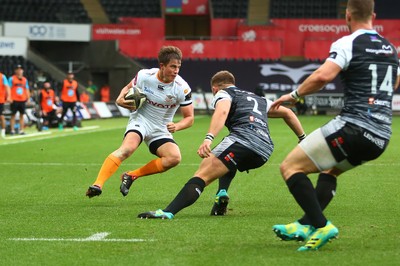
top-left (86, 131), bottom-right (142, 198)
top-left (138, 154), bottom-right (230, 219)
top-left (58, 103), bottom-right (68, 130)
top-left (0, 104), bottom-right (5, 138)
top-left (18, 103), bottom-right (26, 134)
top-left (9, 102), bottom-right (17, 135)
top-left (72, 102), bottom-right (78, 130)
top-left (120, 140), bottom-right (180, 196)
top-left (126, 140), bottom-right (180, 179)
top-left (210, 169), bottom-right (236, 216)
top-left (297, 170), bottom-right (339, 225)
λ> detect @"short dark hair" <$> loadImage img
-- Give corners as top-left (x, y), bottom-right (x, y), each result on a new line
top-left (347, 0), bottom-right (374, 22)
top-left (210, 70), bottom-right (235, 88)
top-left (158, 46), bottom-right (182, 65)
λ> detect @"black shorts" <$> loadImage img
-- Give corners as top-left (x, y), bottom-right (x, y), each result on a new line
top-left (62, 102), bottom-right (77, 112)
top-left (324, 121), bottom-right (389, 166)
top-left (0, 103), bottom-right (3, 115)
top-left (213, 137), bottom-right (267, 172)
top-left (149, 138), bottom-right (177, 155)
top-left (10, 101), bottom-right (26, 115)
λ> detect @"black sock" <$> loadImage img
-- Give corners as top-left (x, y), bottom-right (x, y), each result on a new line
top-left (286, 173), bottom-right (327, 228)
top-left (299, 173), bottom-right (337, 225)
top-left (217, 170), bottom-right (236, 193)
top-left (164, 177), bottom-right (206, 215)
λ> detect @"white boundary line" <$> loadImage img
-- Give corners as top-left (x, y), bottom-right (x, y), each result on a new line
top-left (9, 232), bottom-right (153, 242)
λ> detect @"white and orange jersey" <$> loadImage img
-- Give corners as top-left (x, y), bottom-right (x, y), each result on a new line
top-left (130, 68), bottom-right (192, 129)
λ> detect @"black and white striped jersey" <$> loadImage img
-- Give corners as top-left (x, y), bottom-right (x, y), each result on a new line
top-left (212, 86), bottom-right (274, 159)
top-left (327, 29), bottom-right (399, 139)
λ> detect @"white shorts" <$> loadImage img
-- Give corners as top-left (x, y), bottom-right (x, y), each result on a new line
top-left (125, 114), bottom-right (173, 146)
top-left (299, 118), bottom-right (355, 172)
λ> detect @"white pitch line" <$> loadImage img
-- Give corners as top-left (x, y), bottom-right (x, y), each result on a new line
top-left (9, 232), bottom-right (153, 242)
top-left (4, 131), bottom-right (52, 139)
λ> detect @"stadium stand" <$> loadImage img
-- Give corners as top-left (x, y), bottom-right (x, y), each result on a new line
top-left (0, 0), bottom-right (91, 23)
top-left (99, 0), bottom-right (161, 23)
top-left (270, 0), bottom-right (338, 19)
top-left (211, 0), bottom-right (248, 18)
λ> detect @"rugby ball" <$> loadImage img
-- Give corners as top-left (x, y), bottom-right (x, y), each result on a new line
top-left (124, 86), bottom-right (147, 110)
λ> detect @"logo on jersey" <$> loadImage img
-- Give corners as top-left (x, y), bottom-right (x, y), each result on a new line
top-left (329, 52), bottom-right (337, 59)
top-left (143, 86), bottom-right (154, 95)
top-left (259, 63), bottom-right (320, 84)
top-left (369, 36), bottom-right (381, 43)
top-left (157, 85), bottom-right (164, 90)
top-left (365, 45), bottom-right (393, 55)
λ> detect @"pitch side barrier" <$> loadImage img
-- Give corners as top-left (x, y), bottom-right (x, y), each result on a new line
top-left (15, 93), bottom-right (400, 129)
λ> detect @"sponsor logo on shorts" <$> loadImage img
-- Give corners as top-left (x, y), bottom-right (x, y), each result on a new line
top-left (224, 152), bottom-right (237, 165)
top-left (363, 132), bottom-right (385, 149)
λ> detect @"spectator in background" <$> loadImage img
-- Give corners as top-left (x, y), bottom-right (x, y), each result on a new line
top-left (59, 71), bottom-right (79, 131)
top-left (295, 97), bottom-right (308, 115)
top-left (35, 70), bottom-right (47, 89)
top-left (100, 83), bottom-right (110, 102)
top-left (86, 80), bottom-right (98, 102)
top-left (39, 82), bottom-right (57, 130)
top-left (80, 89), bottom-right (90, 103)
top-left (9, 65), bottom-right (30, 135)
top-left (0, 71), bottom-right (11, 138)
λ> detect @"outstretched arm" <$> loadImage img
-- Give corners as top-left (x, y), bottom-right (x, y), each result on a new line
top-left (271, 60), bottom-right (342, 109)
top-left (268, 105), bottom-right (306, 142)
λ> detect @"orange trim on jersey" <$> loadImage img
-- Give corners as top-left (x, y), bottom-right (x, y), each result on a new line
top-left (61, 79), bottom-right (78, 102)
top-left (10, 75), bottom-right (28, 102)
top-left (0, 73), bottom-right (5, 103)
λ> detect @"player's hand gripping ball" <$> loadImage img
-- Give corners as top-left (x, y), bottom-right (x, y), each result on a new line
top-left (124, 86), bottom-right (147, 110)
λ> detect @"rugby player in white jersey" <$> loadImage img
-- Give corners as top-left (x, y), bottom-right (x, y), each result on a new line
top-left (86, 46), bottom-right (194, 198)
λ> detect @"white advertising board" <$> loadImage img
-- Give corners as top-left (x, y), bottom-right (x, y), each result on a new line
top-left (3, 22), bottom-right (91, 42)
top-left (0, 37), bottom-right (28, 56)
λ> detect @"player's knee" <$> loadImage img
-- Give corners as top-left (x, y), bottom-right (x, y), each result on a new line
top-left (164, 154), bottom-right (181, 168)
top-left (279, 161), bottom-right (292, 181)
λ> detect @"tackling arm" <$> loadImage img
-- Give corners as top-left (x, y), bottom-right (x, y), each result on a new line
top-left (271, 60), bottom-right (342, 109)
top-left (268, 105), bottom-right (306, 142)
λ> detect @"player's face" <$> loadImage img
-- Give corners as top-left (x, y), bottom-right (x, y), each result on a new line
top-left (159, 59), bottom-right (181, 83)
top-left (15, 68), bottom-right (23, 76)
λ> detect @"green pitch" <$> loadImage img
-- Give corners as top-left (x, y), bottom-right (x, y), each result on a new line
top-left (1, 115), bottom-right (399, 265)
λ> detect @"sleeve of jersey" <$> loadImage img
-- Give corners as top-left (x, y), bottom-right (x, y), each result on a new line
top-left (326, 37), bottom-right (350, 70)
top-left (211, 90), bottom-right (232, 109)
top-left (180, 83), bottom-right (193, 107)
top-left (265, 98), bottom-right (273, 113)
top-left (2, 75), bottom-right (9, 86)
top-left (131, 70), bottom-right (143, 88)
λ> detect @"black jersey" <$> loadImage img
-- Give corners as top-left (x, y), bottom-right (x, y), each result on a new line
top-left (211, 86), bottom-right (274, 159)
top-left (327, 29), bottom-right (399, 140)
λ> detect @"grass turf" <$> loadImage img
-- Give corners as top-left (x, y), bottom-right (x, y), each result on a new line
top-left (0, 115), bottom-right (399, 265)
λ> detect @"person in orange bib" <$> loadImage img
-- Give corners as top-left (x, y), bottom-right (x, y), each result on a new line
top-left (58, 71), bottom-right (80, 131)
top-left (39, 82), bottom-right (57, 130)
top-left (0, 71), bottom-right (11, 138)
top-left (9, 65), bottom-right (30, 135)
